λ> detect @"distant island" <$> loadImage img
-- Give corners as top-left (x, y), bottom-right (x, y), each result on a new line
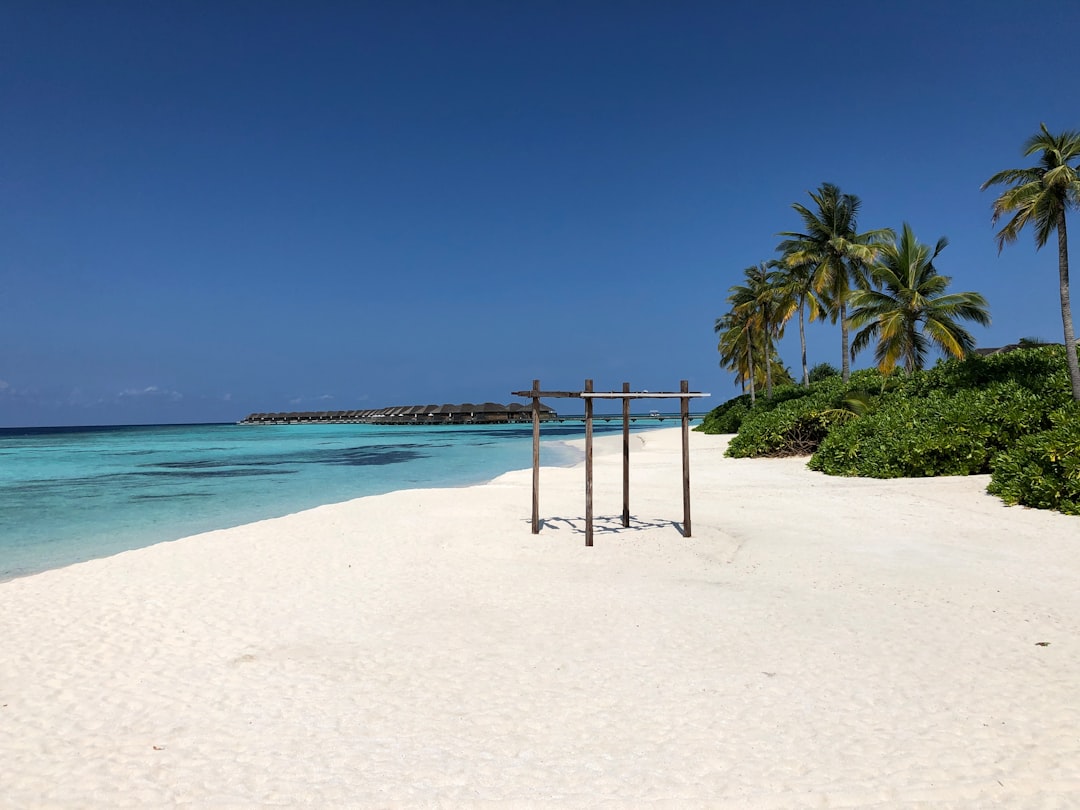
top-left (239, 402), bottom-right (557, 426)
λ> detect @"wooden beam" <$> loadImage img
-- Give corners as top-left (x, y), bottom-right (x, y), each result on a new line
top-left (511, 390), bottom-right (582, 398)
top-left (579, 391), bottom-right (708, 399)
top-left (514, 390), bottom-right (709, 400)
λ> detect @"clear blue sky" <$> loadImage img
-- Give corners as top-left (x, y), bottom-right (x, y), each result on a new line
top-left (2, 0), bottom-right (1078, 426)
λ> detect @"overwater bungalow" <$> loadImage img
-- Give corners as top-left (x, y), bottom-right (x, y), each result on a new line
top-left (239, 402), bottom-right (556, 426)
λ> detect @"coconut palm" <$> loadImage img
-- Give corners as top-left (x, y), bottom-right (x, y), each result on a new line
top-left (983, 123), bottom-right (1080, 401)
top-left (715, 311), bottom-right (756, 404)
top-left (728, 263), bottom-right (788, 399)
top-left (774, 246), bottom-right (822, 387)
top-left (715, 311), bottom-right (791, 400)
top-left (848, 223), bottom-right (991, 373)
top-left (777, 183), bottom-right (893, 382)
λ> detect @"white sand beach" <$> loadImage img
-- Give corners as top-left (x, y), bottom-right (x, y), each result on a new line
top-left (1, 427), bottom-right (1078, 808)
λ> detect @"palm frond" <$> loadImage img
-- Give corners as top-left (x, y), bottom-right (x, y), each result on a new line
top-left (982, 167), bottom-right (1040, 190)
top-left (850, 223), bottom-right (990, 371)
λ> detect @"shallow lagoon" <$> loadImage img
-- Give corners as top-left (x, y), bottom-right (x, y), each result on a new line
top-left (0, 419), bottom-right (682, 580)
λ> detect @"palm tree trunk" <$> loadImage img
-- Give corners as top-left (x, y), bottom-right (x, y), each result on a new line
top-left (798, 303), bottom-right (808, 387)
top-left (840, 300), bottom-right (851, 383)
top-left (906, 322), bottom-right (918, 373)
top-left (746, 333), bottom-right (756, 407)
top-left (763, 317), bottom-right (773, 399)
top-left (1057, 211), bottom-right (1080, 401)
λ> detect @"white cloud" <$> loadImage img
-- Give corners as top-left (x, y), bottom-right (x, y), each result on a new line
top-left (0, 380), bottom-right (37, 401)
top-left (288, 394), bottom-right (335, 406)
top-left (118, 386), bottom-right (183, 402)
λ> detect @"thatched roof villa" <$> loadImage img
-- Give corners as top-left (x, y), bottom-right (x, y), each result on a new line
top-left (239, 402), bottom-right (556, 426)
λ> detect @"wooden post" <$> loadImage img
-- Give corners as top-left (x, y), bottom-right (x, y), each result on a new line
top-left (681, 379), bottom-right (691, 537)
top-left (514, 378), bottom-right (707, 544)
top-left (531, 378), bottom-right (540, 534)
top-left (584, 378), bottom-right (594, 547)
top-left (621, 381), bottom-right (630, 527)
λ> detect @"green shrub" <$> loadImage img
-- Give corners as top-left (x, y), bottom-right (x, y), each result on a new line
top-left (725, 396), bottom-right (831, 457)
top-left (708, 400), bottom-right (749, 434)
top-left (696, 397), bottom-right (749, 433)
top-left (809, 381), bottom-right (1053, 478)
top-left (696, 392), bottom-right (748, 434)
top-left (808, 362), bottom-right (840, 383)
top-left (724, 370), bottom-right (888, 457)
top-left (702, 345), bottom-right (1076, 515)
top-left (696, 382), bottom-right (815, 435)
top-left (902, 345), bottom-right (1073, 403)
top-left (988, 406), bottom-right (1080, 515)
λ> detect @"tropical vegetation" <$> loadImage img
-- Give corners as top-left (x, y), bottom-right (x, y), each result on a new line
top-left (983, 123), bottom-right (1080, 401)
top-left (724, 263), bottom-right (790, 400)
top-left (776, 183), bottom-right (893, 382)
top-left (848, 223), bottom-right (990, 373)
top-left (699, 346), bottom-right (1080, 515)
top-left (775, 242), bottom-right (821, 387)
top-left (708, 124), bottom-right (1080, 515)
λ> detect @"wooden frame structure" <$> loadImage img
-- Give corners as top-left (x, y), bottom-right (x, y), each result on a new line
top-left (511, 380), bottom-right (710, 546)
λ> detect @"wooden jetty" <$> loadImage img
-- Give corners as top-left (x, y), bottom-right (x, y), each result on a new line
top-left (239, 402), bottom-right (557, 426)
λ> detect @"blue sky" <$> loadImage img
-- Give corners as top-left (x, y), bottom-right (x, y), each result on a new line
top-left (2, 1), bottom-right (1078, 426)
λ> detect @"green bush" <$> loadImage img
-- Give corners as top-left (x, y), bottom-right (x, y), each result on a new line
top-left (808, 381), bottom-right (1050, 477)
top-left (988, 406), bottom-right (1080, 515)
top-left (701, 400), bottom-right (749, 433)
top-left (724, 396), bottom-right (829, 457)
top-left (724, 370), bottom-right (888, 458)
top-left (808, 362), bottom-right (840, 383)
top-left (696, 394), bottom-right (751, 434)
top-left (702, 345), bottom-right (1076, 515)
top-left (725, 398), bottom-right (862, 457)
top-left (902, 345), bottom-right (1073, 403)
top-left (805, 347), bottom-right (1073, 481)
top-left (699, 368), bottom-right (893, 439)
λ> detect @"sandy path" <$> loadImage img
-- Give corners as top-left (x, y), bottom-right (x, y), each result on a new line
top-left (1, 428), bottom-right (1078, 808)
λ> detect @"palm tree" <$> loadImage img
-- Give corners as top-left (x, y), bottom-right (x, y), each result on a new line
top-left (774, 246), bottom-right (822, 387)
top-left (729, 263), bottom-right (788, 399)
top-left (983, 123), bottom-right (1080, 401)
top-left (715, 310), bottom-right (791, 401)
top-left (715, 311), bottom-right (756, 404)
top-left (777, 183), bottom-right (893, 382)
top-left (848, 223), bottom-right (991, 373)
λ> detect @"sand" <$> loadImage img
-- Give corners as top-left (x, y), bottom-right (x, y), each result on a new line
top-left (1, 427), bottom-right (1078, 808)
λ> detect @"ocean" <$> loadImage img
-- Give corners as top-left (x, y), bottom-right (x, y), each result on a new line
top-left (0, 418), bottom-right (684, 581)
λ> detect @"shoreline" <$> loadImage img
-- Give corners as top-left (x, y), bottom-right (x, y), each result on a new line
top-left (2, 427), bottom-right (1078, 807)
top-left (0, 422), bottom-right (611, 584)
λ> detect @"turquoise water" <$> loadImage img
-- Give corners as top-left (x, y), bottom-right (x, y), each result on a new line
top-left (0, 419), bottom-right (679, 581)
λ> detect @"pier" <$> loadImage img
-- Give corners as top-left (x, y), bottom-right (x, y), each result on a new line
top-left (239, 402), bottom-right (557, 426)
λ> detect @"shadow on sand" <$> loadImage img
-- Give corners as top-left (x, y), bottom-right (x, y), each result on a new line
top-left (529, 514), bottom-right (686, 538)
